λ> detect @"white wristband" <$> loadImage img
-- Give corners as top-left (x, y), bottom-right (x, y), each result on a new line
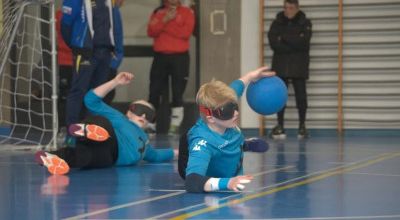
top-left (209, 178), bottom-right (220, 191)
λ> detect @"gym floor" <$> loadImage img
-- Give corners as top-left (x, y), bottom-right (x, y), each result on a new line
top-left (1, 134), bottom-right (400, 219)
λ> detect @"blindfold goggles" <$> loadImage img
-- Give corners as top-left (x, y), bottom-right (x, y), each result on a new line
top-left (129, 103), bottom-right (155, 123)
top-left (199, 102), bottom-right (239, 120)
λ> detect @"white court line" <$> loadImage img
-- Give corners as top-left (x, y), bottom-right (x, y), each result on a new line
top-left (147, 166), bottom-right (295, 194)
top-left (147, 153), bottom-right (394, 219)
top-left (65, 166), bottom-right (293, 220)
top-left (63, 191), bottom-right (185, 220)
top-left (145, 166), bottom-right (295, 220)
top-left (251, 165), bottom-right (295, 177)
top-left (147, 189), bottom-right (186, 192)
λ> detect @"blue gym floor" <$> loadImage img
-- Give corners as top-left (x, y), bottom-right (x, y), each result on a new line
top-left (1, 134), bottom-right (400, 219)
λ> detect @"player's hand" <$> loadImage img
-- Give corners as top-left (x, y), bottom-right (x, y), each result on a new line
top-left (248, 66), bottom-right (276, 81)
top-left (228, 175), bottom-right (253, 192)
top-left (114, 72), bottom-right (134, 85)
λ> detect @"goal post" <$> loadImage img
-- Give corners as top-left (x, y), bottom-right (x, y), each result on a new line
top-left (0, 0), bottom-right (58, 150)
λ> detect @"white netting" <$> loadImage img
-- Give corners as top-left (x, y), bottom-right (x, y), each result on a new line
top-left (0, 0), bottom-right (57, 150)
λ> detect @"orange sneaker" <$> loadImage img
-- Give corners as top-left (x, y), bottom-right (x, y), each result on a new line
top-left (36, 151), bottom-right (70, 175)
top-left (69, 123), bottom-right (110, 142)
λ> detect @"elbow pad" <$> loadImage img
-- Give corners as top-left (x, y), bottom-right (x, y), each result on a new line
top-left (185, 173), bottom-right (210, 193)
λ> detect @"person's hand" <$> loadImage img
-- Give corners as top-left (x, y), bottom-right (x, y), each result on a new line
top-left (239, 66), bottom-right (276, 86)
top-left (247, 66), bottom-right (276, 81)
top-left (114, 72), bottom-right (134, 85)
top-left (163, 7), bottom-right (177, 23)
top-left (228, 175), bottom-right (253, 192)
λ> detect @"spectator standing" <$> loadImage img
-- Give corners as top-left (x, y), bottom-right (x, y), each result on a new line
top-left (61, 0), bottom-right (124, 146)
top-left (104, 0), bottom-right (124, 104)
top-left (56, 9), bottom-right (73, 129)
top-left (147, 0), bottom-right (195, 135)
top-left (268, 0), bottom-right (312, 139)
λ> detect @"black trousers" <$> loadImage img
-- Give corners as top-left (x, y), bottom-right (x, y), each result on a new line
top-left (57, 65), bottom-right (73, 128)
top-left (278, 78), bottom-right (308, 127)
top-left (52, 115), bottom-right (118, 169)
top-left (148, 52), bottom-right (190, 109)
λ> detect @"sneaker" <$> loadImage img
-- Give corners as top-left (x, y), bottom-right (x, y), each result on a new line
top-left (270, 125), bottom-right (286, 140)
top-left (68, 123), bottom-right (110, 142)
top-left (298, 124), bottom-right (309, 139)
top-left (35, 151), bottom-right (70, 175)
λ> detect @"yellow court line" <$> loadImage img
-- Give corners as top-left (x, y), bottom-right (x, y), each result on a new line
top-left (170, 152), bottom-right (400, 220)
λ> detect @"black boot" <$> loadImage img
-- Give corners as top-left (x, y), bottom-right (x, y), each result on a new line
top-left (270, 125), bottom-right (286, 140)
top-left (298, 124), bottom-right (309, 139)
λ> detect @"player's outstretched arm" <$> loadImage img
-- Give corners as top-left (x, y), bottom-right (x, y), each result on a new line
top-left (239, 66), bottom-right (275, 86)
top-left (93, 72), bottom-right (134, 98)
top-left (195, 175), bottom-right (253, 192)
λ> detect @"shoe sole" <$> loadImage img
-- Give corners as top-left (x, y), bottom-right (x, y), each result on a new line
top-left (39, 153), bottom-right (70, 175)
top-left (271, 134), bottom-right (287, 140)
top-left (69, 124), bottom-right (110, 142)
top-left (297, 134), bottom-right (309, 139)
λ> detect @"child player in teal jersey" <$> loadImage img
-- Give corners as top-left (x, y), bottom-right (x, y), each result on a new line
top-left (178, 67), bottom-right (275, 192)
top-left (36, 72), bottom-right (177, 175)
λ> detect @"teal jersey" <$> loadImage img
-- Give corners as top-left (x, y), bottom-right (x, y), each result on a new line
top-left (84, 90), bottom-right (174, 166)
top-left (186, 80), bottom-right (245, 177)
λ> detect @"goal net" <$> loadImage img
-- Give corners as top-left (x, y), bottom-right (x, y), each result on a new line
top-left (0, 0), bottom-right (57, 150)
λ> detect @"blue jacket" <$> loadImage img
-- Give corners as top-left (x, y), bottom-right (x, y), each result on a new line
top-left (61, 0), bottom-right (123, 70)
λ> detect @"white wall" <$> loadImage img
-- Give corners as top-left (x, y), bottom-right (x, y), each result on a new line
top-left (240, 0), bottom-right (262, 128)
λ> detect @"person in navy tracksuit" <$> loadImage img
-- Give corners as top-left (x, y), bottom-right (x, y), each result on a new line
top-left (61, 0), bottom-right (124, 146)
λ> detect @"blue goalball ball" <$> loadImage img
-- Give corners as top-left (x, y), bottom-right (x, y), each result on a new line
top-left (246, 76), bottom-right (288, 115)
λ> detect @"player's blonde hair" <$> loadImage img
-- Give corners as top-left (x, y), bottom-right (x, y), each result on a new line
top-left (196, 80), bottom-right (238, 111)
top-left (128, 99), bottom-right (155, 111)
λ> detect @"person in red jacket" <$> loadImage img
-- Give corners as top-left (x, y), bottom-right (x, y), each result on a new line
top-left (147, 0), bottom-right (195, 135)
top-left (56, 9), bottom-right (73, 129)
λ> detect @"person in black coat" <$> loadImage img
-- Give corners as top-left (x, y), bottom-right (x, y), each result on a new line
top-left (268, 0), bottom-right (312, 139)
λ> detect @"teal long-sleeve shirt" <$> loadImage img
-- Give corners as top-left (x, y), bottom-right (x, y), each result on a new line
top-left (84, 90), bottom-right (174, 165)
top-left (185, 80), bottom-right (245, 178)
